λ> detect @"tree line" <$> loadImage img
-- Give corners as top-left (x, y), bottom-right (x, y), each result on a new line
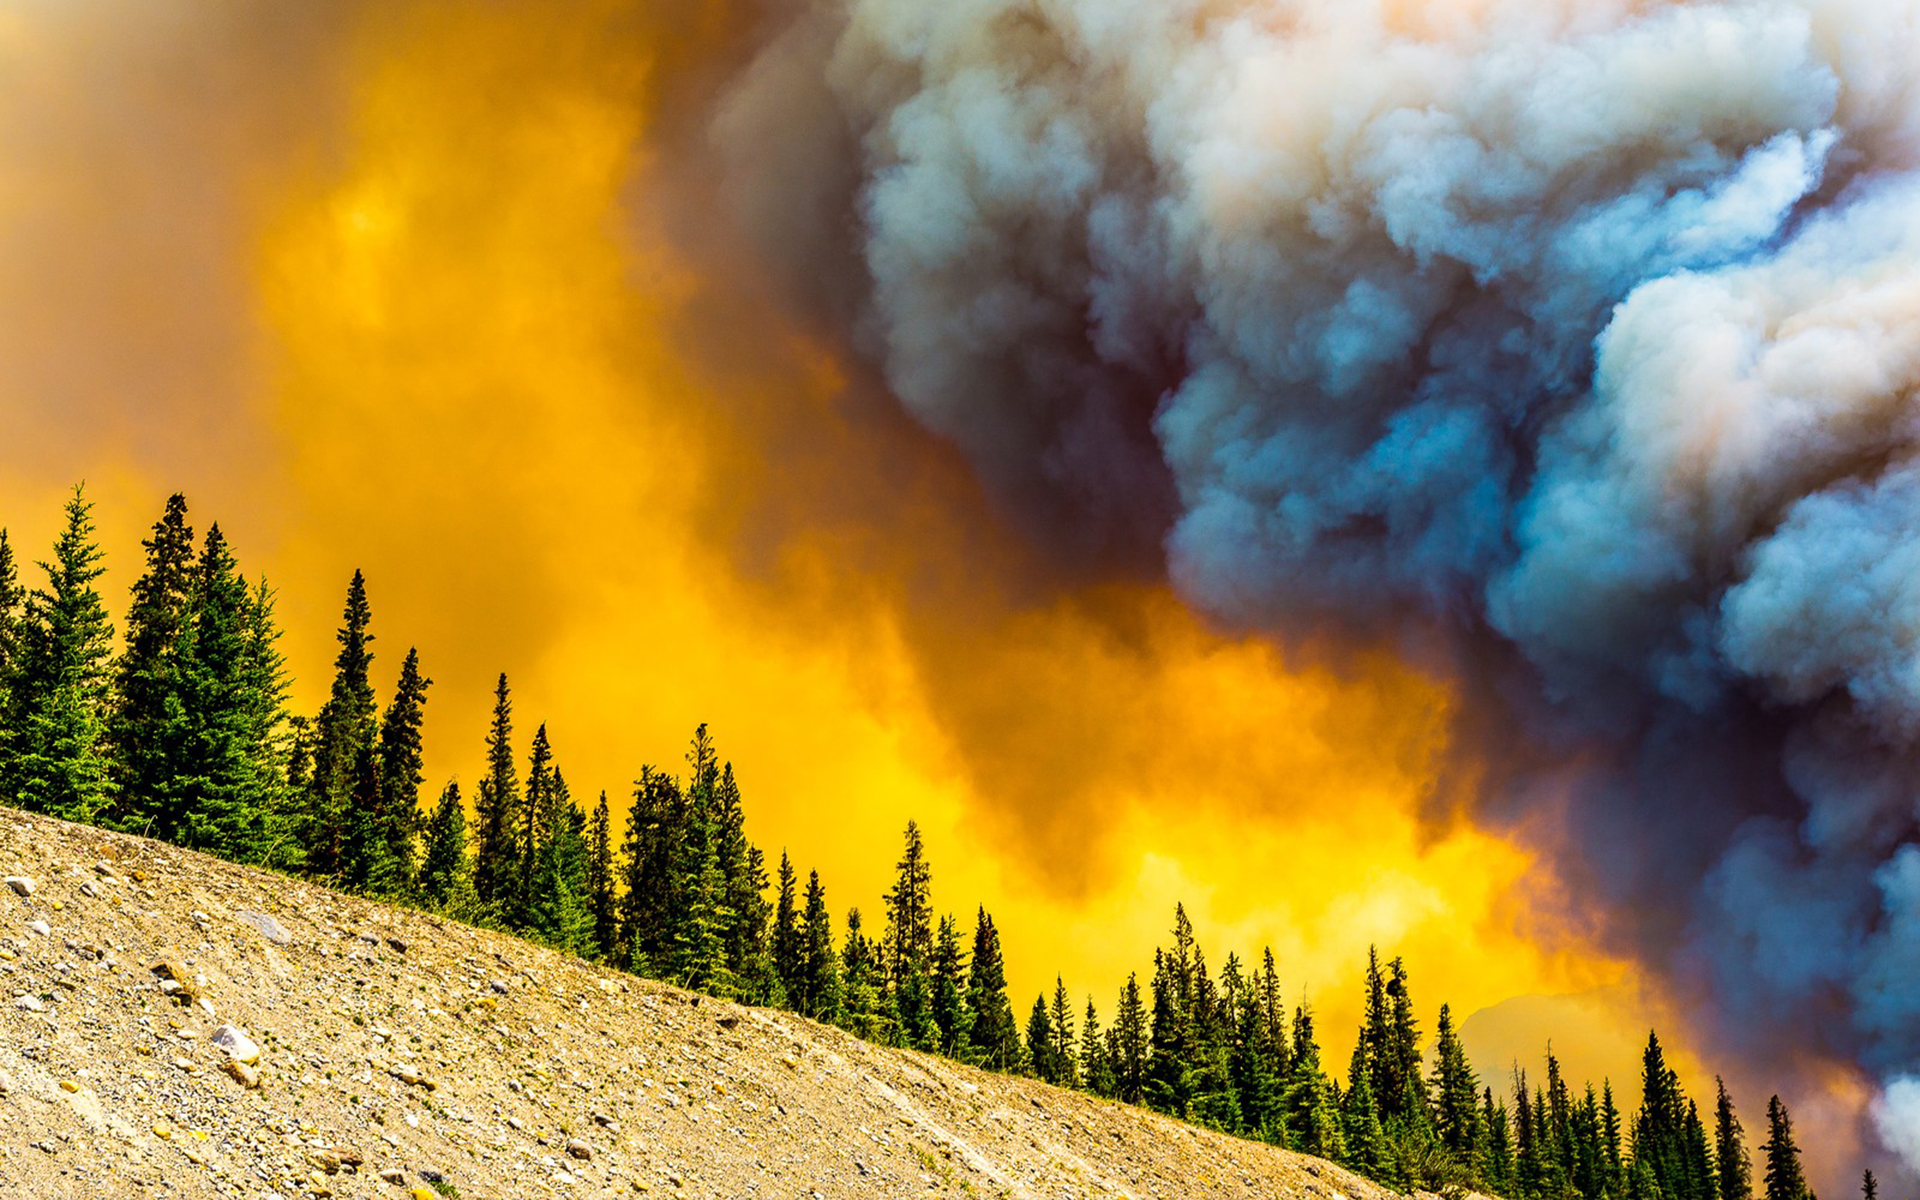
top-left (0, 487), bottom-right (1866, 1199)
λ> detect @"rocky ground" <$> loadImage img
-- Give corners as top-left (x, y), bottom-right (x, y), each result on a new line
top-left (0, 809), bottom-right (1408, 1200)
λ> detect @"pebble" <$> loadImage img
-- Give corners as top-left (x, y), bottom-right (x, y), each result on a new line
top-left (13, 994), bottom-right (43, 1012)
top-left (58, 1079), bottom-right (78, 1093)
top-left (566, 1138), bottom-right (593, 1161)
top-left (235, 910), bottom-right (292, 945)
top-left (5, 876), bottom-right (33, 897)
top-left (152, 1121), bottom-right (173, 1140)
top-left (27, 919), bottom-right (49, 937)
top-left (211, 1023), bottom-right (262, 1064)
top-left (378, 1167), bottom-right (405, 1184)
top-left (223, 1059), bottom-right (261, 1089)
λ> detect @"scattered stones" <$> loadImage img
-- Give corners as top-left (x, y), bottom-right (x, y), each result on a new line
top-left (211, 1023), bottom-right (261, 1064)
top-left (26, 919), bottom-right (49, 937)
top-left (566, 1138), bottom-right (593, 1161)
top-left (13, 994), bottom-right (43, 1012)
top-left (5, 876), bottom-right (34, 897)
top-left (489, 980), bottom-right (509, 994)
top-left (389, 1062), bottom-right (434, 1090)
top-left (378, 1167), bottom-right (405, 1184)
top-left (223, 1059), bottom-right (261, 1089)
top-left (506, 1116), bottom-right (525, 1130)
top-left (236, 910), bottom-right (291, 945)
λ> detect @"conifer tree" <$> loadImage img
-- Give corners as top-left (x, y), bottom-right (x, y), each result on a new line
top-left (1484, 1088), bottom-right (1514, 1196)
top-left (930, 913), bottom-right (973, 1059)
top-left (337, 740), bottom-right (384, 892)
top-left (799, 870), bottom-right (839, 1021)
top-left (1344, 1042), bottom-right (1393, 1180)
top-left (715, 763), bottom-right (773, 1002)
top-left (1715, 1077), bottom-right (1752, 1200)
top-left (883, 820), bottom-right (934, 985)
top-left (772, 852), bottom-right (804, 1006)
top-left (1232, 959), bottom-right (1287, 1143)
top-left (1759, 1096), bottom-right (1807, 1200)
top-left (1146, 949), bottom-right (1193, 1116)
top-left (586, 791), bottom-right (616, 961)
top-left (1862, 1169), bottom-right (1877, 1200)
top-left (8, 486), bottom-right (117, 821)
top-left (1284, 1006), bottom-right (1346, 1161)
top-left (1602, 1079), bottom-right (1626, 1195)
top-left (1049, 977), bottom-right (1078, 1089)
top-left (967, 907), bottom-right (1021, 1071)
top-left (1081, 997), bottom-right (1116, 1099)
top-left (108, 493), bottom-right (194, 838)
top-left (1026, 996), bottom-right (1054, 1080)
top-left (418, 781), bottom-right (467, 909)
top-left (527, 788), bottom-right (593, 954)
top-left (1112, 973), bottom-right (1149, 1104)
top-left (1684, 1099), bottom-right (1718, 1200)
top-left (1430, 1003), bottom-right (1481, 1159)
top-left (669, 726), bottom-right (729, 994)
top-left (617, 764), bottom-right (684, 971)
top-left (518, 723), bottom-right (556, 925)
top-left (303, 571), bottom-right (375, 876)
top-left (369, 646), bottom-right (430, 897)
top-left (838, 907), bottom-right (887, 1043)
top-left (236, 578), bottom-right (297, 866)
top-left (896, 958), bottom-right (934, 1050)
top-left (470, 673), bottom-right (521, 915)
top-left (0, 530), bottom-right (20, 685)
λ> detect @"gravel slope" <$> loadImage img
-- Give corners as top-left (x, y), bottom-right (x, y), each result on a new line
top-left (0, 809), bottom-right (1407, 1200)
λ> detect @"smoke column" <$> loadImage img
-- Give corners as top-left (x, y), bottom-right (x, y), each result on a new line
top-left (715, 0), bottom-right (1920, 1167)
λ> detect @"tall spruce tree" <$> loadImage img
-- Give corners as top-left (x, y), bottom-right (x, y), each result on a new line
top-left (1430, 1003), bottom-right (1481, 1159)
top-left (799, 870), bottom-right (839, 1021)
top-left (1862, 1170), bottom-right (1877, 1200)
top-left (1112, 973), bottom-right (1149, 1105)
top-left (369, 647), bottom-right (430, 897)
top-left (303, 571), bottom-right (375, 877)
top-left (838, 908), bottom-right (887, 1042)
top-left (517, 723), bottom-right (556, 927)
top-left (470, 674), bottom-right (520, 915)
top-left (1759, 1096), bottom-right (1807, 1200)
top-left (178, 525), bottom-right (275, 859)
top-left (883, 820), bottom-right (934, 985)
top-left (586, 791), bottom-right (616, 961)
top-left (108, 493), bottom-right (194, 837)
top-left (1081, 997), bottom-right (1116, 1098)
top-left (527, 787), bottom-right (593, 954)
top-left (1285, 1006), bottom-right (1346, 1161)
top-left (772, 851), bottom-right (803, 1006)
top-left (966, 907), bottom-right (1020, 1071)
top-left (1025, 996), bottom-right (1054, 1080)
top-left (715, 763), bottom-right (773, 1002)
top-left (1049, 977), bottom-right (1078, 1089)
top-left (236, 577), bottom-right (296, 866)
top-left (0, 531), bottom-right (20, 796)
top-left (930, 913), bottom-right (973, 1059)
top-left (1344, 1042), bottom-right (1393, 1180)
top-left (9, 486), bottom-right (117, 820)
top-left (1716, 1078), bottom-right (1752, 1200)
top-left (418, 781), bottom-right (468, 909)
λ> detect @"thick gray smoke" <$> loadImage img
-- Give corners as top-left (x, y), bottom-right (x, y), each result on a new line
top-left (715, 0), bottom-right (1920, 1171)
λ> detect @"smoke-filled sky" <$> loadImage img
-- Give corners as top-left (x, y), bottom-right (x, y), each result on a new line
top-left (3, 0), bottom-right (1916, 1184)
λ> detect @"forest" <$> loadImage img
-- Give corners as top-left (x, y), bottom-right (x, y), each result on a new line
top-left (0, 485), bottom-right (1852, 1199)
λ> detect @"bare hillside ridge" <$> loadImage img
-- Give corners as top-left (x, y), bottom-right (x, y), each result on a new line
top-left (0, 808), bottom-right (1405, 1200)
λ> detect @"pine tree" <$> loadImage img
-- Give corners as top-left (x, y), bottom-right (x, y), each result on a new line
top-left (930, 913), bottom-right (973, 1059)
top-left (470, 673), bottom-right (521, 916)
top-left (772, 852), bottom-right (803, 1008)
top-left (527, 787), bottom-right (593, 954)
top-left (368, 646), bottom-right (430, 897)
top-left (1146, 948), bottom-right (1193, 1117)
top-left (1484, 1088), bottom-right (1514, 1196)
top-left (1345, 1040), bottom-right (1393, 1179)
top-left (586, 791), bottom-right (616, 961)
top-left (8, 486), bottom-right (117, 821)
top-left (1383, 955), bottom-right (1427, 1127)
top-left (418, 781), bottom-right (468, 909)
top-left (1112, 973), bottom-right (1149, 1105)
top-left (302, 571), bottom-right (375, 877)
top-left (177, 526), bottom-right (274, 860)
top-left (669, 726), bottom-right (729, 994)
top-left (337, 739), bottom-right (383, 892)
top-left (517, 723), bottom-right (556, 927)
top-left (1049, 977), bottom-right (1078, 1089)
top-left (1602, 1079), bottom-right (1626, 1197)
top-left (967, 907), bottom-right (1020, 1071)
top-left (1862, 1169), bottom-right (1877, 1200)
top-left (883, 820), bottom-right (934, 985)
top-left (1759, 1095), bottom-right (1807, 1200)
top-left (107, 493), bottom-right (195, 838)
top-left (0, 530), bottom-right (22, 773)
top-left (838, 907), bottom-right (887, 1043)
top-left (799, 870), bottom-right (839, 1022)
top-left (1081, 997), bottom-right (1116, 1098)
top-left (1715, 1078), bottom-right (1751, 1200)
top-left (1430, 1003), bottom-right (1481, 1160)
top-left (616, 764), bottom-right (681, 972)
top-left (1025, 996), bottom-right (1054, 1080)
top-left (1285, 1006), bottom-right (1346, 1161)
top-left (235, 577), bottom-right (296, 866)
top-left (715, 763), bottom-right (773, 1002)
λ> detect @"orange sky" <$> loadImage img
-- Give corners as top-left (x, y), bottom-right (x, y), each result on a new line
top-left (0, 0), bottom-right (1718, 1112)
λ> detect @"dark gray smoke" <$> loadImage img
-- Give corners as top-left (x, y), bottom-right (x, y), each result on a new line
top-left (715, 0), bottom-right (1920, 1167)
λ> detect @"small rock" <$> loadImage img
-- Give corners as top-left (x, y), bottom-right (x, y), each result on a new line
top-left (58, 1079), bottom-right (78, 1093)
top-left (152, 1121), bottom-right (172, 1140)
top-left (333, 1147), bottom-right (366, 1169)
top-left (222, 1059), bottom-right (261, 1089)
top-left (506, 1116), bottom-right (525, 1130)
top-left (211, 1023), bottom-right (261, 1064)
top-left (389, 1062), bottom-right (434, 1090)
top-left (13, 995), bottom-right (43, 1012)
top-left (77, 881), bottom-right (98, 898)
top-left (566, 1139), bottom-right (592, 1162)
top-left (384, 936), bottom-right (407, 953)
top-left (4, 876), bottom-right (33, 897)
top-left (235, 911), bottom-right (291, 946)
top-left (27, 919), bottom-right (49, 937)
top-left (409, 1189), bottom-right (436, 1200)
top-left (91, 862), bottom-right (115, 878)
top-left (490, 980), bottom-right (509, 995)
top-left (378, 1167), bottom-right (405, 1184)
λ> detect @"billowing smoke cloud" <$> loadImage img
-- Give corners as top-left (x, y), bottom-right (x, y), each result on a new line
top-left (716, 0), bottom-right (1920, 1171)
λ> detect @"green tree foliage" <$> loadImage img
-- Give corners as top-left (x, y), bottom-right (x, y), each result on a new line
top-left (799, 870), bottom-right (839, 1022)
top-left (772, 851), bottom-right (803, 1007)
top-left (838, 907), bottom-right (887, 1043)
top-left (1081, 996), bottom-right (1116, 1099)
top-left (108, 493), bottom-right (194, 838)
top-left (883, 820), bottom-right (934, 985)
top-left (1111, 973), bottom-right (1149, 1105)
top-left (1025, 995), bottom-right (1053, 1079)
top-left (586, 790), bottom-right (616, 961)
top-left (367, 646), bottom-right (430, 897)
top-left (967, 907), bottom-right (1020, 1071)
top-left (1048, 977), bottom-right (1078, 1089)
top-left (715, 764), bottom-right (773, 1002)
top-left (303, 571), bottom-right (375, 877)
top-left (930, 913), bottom-right (972, 1059)
top-left (1430, 1004), bottom-right (1480, 1160)
top-left (1716, 1077), bottom-right (1752, 1200)
top-left (1760, 1095), bottom-right (1808, 1200)
top-left (527, 785), bottom-right (593, 955)
top-left (470, 673), bottom-right (520, 915)
top-left (1285, 1006), bottom-right (1345, 1162)
top-left (418, 781), bottom-right (467, 909)
top-left (8, 487), bottom-right (117, 821)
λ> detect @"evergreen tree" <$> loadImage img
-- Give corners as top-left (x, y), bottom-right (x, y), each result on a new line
top-left (418, 781), bottom-right (468, 909)
top-left (368, 646), bottom-right (430, 897)
top-left (470, 673), bottom-right (521, 915)
top-left (799, 870), bottom-right (839, 1022)
top-left (1112, 973), bottom-right (1149, 1105)
top-left (1146, 948), bottom-right (1193, 1117)
top-left (235, 577), bottom-right (297, 866)
top-left (669, 726), bottom-right (728, 994)
top-left (883, 820), bottom-right (934, 985)
top-left (1715, 1078), bottom-right (1752, 1200)
top-left (1430, 1002), bottom-right (1481, 1160)
top-left (586, 790), bottom-right (616, 961)
top-left (1026, 996), bottom-right (1054, 1080)
top-left (839, 907), bottom-right (887, 1043)
top-left (1862, 1170), bottom-right (1877, 1200)
top-left (337, 739), bottom-right (384, 892)
top-left (715, 763), bottom-right (773, 1001)
top-left (1484, 1088), bottom-right (1514, 1196)
top-left (1081, 997), bottom-right (1116, 1098)
top-left (107, 493), bottom-right (194, 838)
top-left (1684, 1100), bottom-right (1719, 1200)
top-left (1232, 956), bottom-right (1288, 1144)
top-left (967, 907), bottom-right (1020, 1070)
top-left (527, 788), bottom-right (593, 954)
top-left (1759, 1096), bottom-right (1807, 1200)
top-left (1049, 977), bottom-right (1078, 1089)
top-left (8, 486), bottom-right (117, 821)
top-left (0, 530), bottom-right (21, 773)
top-left (930, 913), bottom-right (973, 1059)
top-left (772, 852), bottom-right (804, 1008)
top-left (1344, 1040), bottom-right (1393, 1179)
top-left (1602, 1080), bottom-right (1627, 1198)
top-left (302, 571), bottom-right (375, 876)
top-left (518, 723), bottom-right (556, 926)
top-left (1284, 1007), bottom-right (1346, 1161)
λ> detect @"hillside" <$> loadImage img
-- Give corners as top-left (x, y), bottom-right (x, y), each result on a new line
top-left (0, 808), bottom-right (1403, 1200)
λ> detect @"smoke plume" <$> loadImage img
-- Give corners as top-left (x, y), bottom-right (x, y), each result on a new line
top-left (717, 0), bottom-right (1920, 1168)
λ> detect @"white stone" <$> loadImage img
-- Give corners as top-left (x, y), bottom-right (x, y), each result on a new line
top-left (210, 1024), bottom-right (261, 1065)
top-left (4, 877), bottom-right (33, 897)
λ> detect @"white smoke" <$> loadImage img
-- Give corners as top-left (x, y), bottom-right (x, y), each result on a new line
top-left (716, 0), bottom-right (1920, 1173)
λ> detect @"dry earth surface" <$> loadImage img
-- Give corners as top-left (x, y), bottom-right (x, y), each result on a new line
top-left (0, 809), bottom-right (1410, 1200)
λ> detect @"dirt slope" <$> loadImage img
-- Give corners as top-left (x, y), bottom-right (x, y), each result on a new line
top-left (0, 809), bottom-right (1403, 1200)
